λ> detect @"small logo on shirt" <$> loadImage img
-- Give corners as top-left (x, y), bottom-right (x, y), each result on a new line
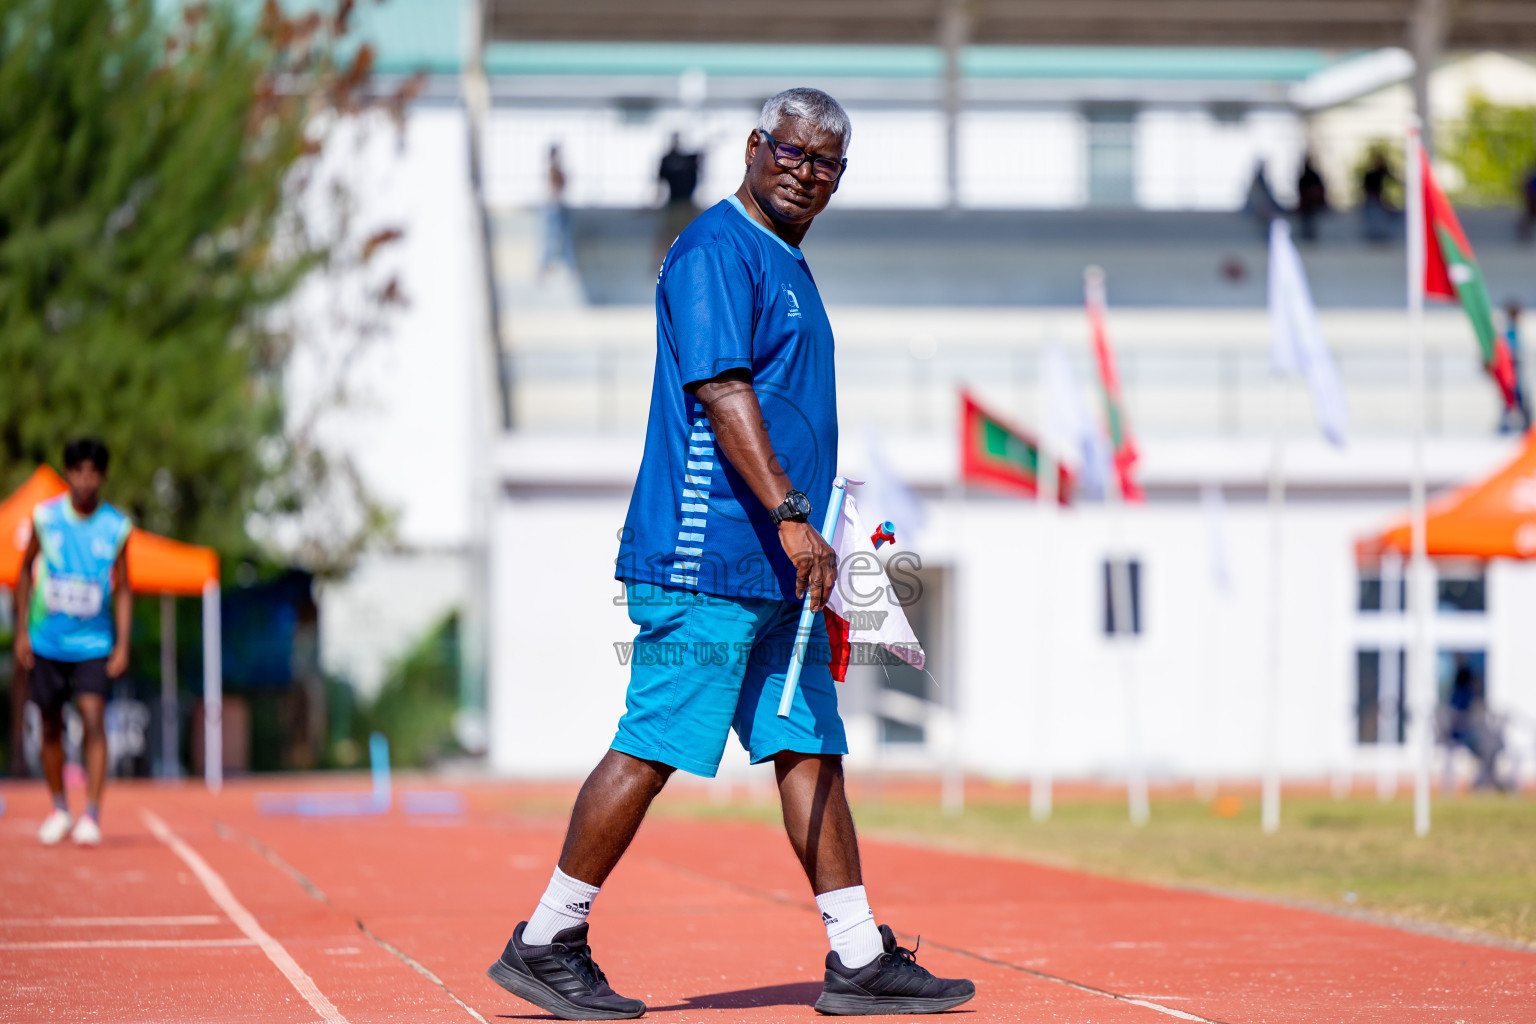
top-left (784, 285), bottom-right (801, 318)
top-left (91, 537), bottom-right (115, 560)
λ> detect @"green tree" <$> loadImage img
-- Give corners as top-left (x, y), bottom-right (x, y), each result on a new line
top-left (0, 0), bottom-right (408, 564)
top-left (1445, 93), bottom-right (1536, 208)
top-left (359, 613), bottom-right (461, 768)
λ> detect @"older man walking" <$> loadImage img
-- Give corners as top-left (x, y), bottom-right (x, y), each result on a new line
top-left (485, 88), bottom-right (975, 1020)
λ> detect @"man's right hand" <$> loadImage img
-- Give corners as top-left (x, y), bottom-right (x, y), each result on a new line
top-left (14, 633), bottom-right (33, 672)
top-left (779, 520), bottom-right (837, 612)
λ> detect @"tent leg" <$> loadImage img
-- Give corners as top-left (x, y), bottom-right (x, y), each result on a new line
top-left (160, 595), bottom-right (178, 779)
top-left (202, 581), bottom-right (222, 794)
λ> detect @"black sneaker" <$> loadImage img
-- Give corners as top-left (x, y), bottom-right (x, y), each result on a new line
top-left (814, 924), bottom-right (975, 1015)
top-left (485, 921), bottom-right (646, 1020)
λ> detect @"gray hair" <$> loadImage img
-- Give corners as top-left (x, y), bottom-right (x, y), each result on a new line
top-left (755, 88), bottom-right (851, 150)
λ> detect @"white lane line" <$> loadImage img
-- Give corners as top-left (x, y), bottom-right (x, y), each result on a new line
top-left (1, 916), bottom-right (224, 927)
top-left (216, 821), bottom-right (491, 1024)
top-left (922, 939), bottom-right (1224, 1023)
top-left (1, 938), bottom-right (254, 950)
top-left (141, 810), bottom-right (351, 1024)
top-left (641, 857), bottom-right (1228, 1024)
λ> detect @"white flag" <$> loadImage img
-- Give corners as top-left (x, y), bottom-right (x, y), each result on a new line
top-left (1269, 218), bottom-right (1348, 446)
top-left (860, 431), bottom-right (926, 534)
top-left (824, 493), bottom-right (925, 681)
top-left (1042, 342), bottom-right (1111, 500)
top-left (1201, 483), bottom-right (1233, 593)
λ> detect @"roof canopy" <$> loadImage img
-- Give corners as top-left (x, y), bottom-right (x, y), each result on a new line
top-left (1358, 431), bottom-right (1536, 562)
top-left (484, 0), bottom-right (1536, 49)
top-left (0, 466), bottom-right (219, 596)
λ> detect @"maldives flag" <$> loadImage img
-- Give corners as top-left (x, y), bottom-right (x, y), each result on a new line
top-left (959, 390), bottom-right (1073, 500)
top-left (1419, 146), bottom-right (1519, 409)
top-left (822, 492), bottom-right (925, 683)
top-left (1085, 266), bottom-right (1144, 502)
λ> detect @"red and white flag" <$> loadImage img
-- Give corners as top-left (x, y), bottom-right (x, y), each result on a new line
top-left (823, 493), bottom-right (925, 682)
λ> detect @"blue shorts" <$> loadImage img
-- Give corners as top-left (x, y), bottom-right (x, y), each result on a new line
top-left (611, 581), bottom-right (848, 777)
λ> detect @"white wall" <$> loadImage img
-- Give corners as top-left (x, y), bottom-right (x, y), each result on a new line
top-left (960, 109), bottom-right (1085, 208)
top-left (282, 106), bottom-right (479, 550)
top-left (485, 103), bottom-right (1306, 212)
top-left (485, 441), bottom-right (1527, 781)
top-left (488, 496), bottom-right (637, 775)
top-left (1137, 107), bottom-right (1304, 210)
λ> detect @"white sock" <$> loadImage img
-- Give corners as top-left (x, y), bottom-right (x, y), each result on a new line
top-left (524, 867), bottom-right (600, 945)
top-left (817, 885), bottom-right (884, 969)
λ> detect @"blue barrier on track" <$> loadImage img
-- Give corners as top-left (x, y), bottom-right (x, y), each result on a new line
top-left (257, 732), bottom-right (463, 819)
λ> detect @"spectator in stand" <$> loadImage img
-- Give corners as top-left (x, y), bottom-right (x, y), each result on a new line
top-left (1360, 147), bottom-right (1395, 243)
top-left (1518, 162), bottom-right (1536, 243)
top-left (1295, 154), bottom-right (1328, 242)
top-left (1241, 161), bottom-right (1280, 231)
top-left (655, 133), bottom-right (705, 265)
top-left (1501, 300), bottom-right (1532, 433)
top-left (1445, 663), bottom-right (1507, 791)
top-left (540, 144), bottom-right (575, 280)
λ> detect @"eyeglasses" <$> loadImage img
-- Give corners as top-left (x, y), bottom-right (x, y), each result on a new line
top-left (756, 130), bottom-right (847, 183)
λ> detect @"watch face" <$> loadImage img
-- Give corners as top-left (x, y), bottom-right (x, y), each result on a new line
top-left (789, 492), bottom-right (812, 515)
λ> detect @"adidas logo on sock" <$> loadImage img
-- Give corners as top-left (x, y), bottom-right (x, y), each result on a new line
top-left (565, 900), bottom-right (591, 914)
top-left (821, 911), bottom-right (838, 925)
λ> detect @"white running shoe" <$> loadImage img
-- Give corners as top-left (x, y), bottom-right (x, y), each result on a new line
top-left (70, 816), bottom-right (102, 847)
top-left (38, 809), bottom-right (73, 845)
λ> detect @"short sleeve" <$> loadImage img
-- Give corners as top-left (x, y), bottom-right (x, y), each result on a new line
top-left (663, 243), bottom-right (757, 388)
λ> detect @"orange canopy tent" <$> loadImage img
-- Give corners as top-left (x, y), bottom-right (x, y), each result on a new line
top-left (1357, 430), bottom-right (1536, 561)
top-left (1, 466), bottom-right (225, 790)
top-left (0, 466), bottom-right (219, 593)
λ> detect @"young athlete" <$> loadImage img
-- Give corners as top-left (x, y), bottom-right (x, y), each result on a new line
top-left (14, 438), bottom-right (133, 846)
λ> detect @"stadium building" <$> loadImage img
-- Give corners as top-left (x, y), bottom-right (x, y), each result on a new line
top-left (304, 0), bottom-right (1536, 788)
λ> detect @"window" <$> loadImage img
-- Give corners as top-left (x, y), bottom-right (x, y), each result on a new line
top-left (1355, 649), bottom-right (1406, 744)
top-left (1102, 559), bottom-right (1143, 636)
top-left (1085, 104), bottom-right (1137, 207)
top-left (1437, 574), bottom-right (1486, 613)
top-left (879, 717), bottom-right (925, 744)
top-left (1357, 573), bottom-right (1405, 613)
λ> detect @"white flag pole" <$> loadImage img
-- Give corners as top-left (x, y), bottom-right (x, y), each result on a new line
top-left (1377, 549), bottom-right (1404, 800)
top-left (1108, 476), bottom-right (1149, 827)
top-left (778, 477), bottom-right (850, 719)
top-left (1033, 372), bottom-right (1059, 823)
top-left (1087, 266), bottom-right (1148, 827)
top-left (1406, 121), bottom-right (1433, 837)
top-left (1262, 375), bottom-right (1286, 834)
top-left (201, 579), bottom-right (223, 794)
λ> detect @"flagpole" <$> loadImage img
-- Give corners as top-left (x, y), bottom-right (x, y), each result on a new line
top-left (1108, 474), bottom-right (1149, 826)
top-left (1406, 121), bottom-right (1433, 837)
top-left (1087, 265), bottom-right (1148, 827)
top-left (778, 477), bottom-right (849, 719)
top-left (1032, 372), bottom-right (1058, 823)
top-left (1378, 549), bottom-right (1404, 802)
top-left (1262, 373), bottom-right (1285, 834)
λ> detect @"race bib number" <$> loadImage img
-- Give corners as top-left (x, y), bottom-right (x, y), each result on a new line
top-left (43, 577), bottom-right (104, 618)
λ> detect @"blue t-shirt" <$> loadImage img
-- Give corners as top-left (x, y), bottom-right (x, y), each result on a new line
top-left (617, 195), bottom-right (838, 603)
top-left (28, 495), bottom-right (132, 661)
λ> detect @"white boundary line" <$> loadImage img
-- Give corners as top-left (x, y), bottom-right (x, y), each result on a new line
top-left (1, 938), bottom-right (255, 950)
top-left (642, 857), bottom-right (1228, 1024)
top-left (1, 916), bottom-right (224, 927)
top-left (141, 810), bottom-right (350, 1024)
top-left (216, 820), bottom-right (491, 1024)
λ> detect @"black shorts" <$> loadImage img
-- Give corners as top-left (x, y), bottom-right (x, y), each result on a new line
top-left (29, 656), bottom-right (111, 715)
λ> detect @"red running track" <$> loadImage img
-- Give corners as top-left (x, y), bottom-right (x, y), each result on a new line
top-left (1, 779), bottom-right (1533, 1023)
